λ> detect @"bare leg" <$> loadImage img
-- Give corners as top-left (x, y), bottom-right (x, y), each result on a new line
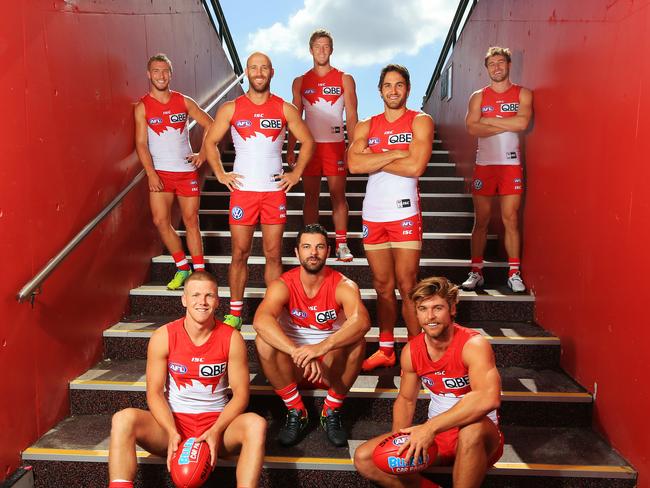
top-left (150, 192), bottom-right (183, 254)
top-left (366, 248), bottom-right (397, 335)
top-left (452, 418), bottom-right (502, 488)
top-left (302, 175), bottom-right (322, 225)
top-left (261, 223), bottom-right (285, 285)
top-left (499, 194), bottom-right (522, 260)
top-left (229, 224), bottom-right (254, 301)
top-left (108, 408), bottom-right (168, 482)
top-left (392, 247), bottom-right (421, 337)
top-left (326, 175), bottom-right (349, 233)
top-left (177, 195), bottom-right (203, 257)
top-left (220, 412), bottom-right (267, 488)
top-left (254, 335), bottom-right (299, 389)
top-left (470, 195), bottom-right (493, 259)
top-left (321, 339), bottom-right (365, 395)
top-left (354, 432), bottom-right (421, 488)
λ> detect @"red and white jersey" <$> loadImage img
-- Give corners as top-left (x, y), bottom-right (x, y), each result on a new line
top-left (230, 94), bottom-right (286, 191)
top-left (165, 318), bottom-right (234, 414)
top-left (410, 324), bottom-right (498, 424)
top-left (301, 68), bottom-right (345, 143)
top-left (278, 266), bottom-right (346, 345)
top-left (141, 91), bottom-right (193, 172)
top-left (363, 110), bottom-right (420, 222)
top-left (476, 84), bottom-right (522, 166)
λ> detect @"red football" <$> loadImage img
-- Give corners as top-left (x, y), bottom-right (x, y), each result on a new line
top-left (170, 438), bottom-right (212, 488)
top-left (372, 432), bottom-right (438, 475)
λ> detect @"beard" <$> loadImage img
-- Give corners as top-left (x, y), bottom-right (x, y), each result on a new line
top-left (301, 256), bottom-right (326, 274)
top-left (249, 77), bottom-right (270, 93)
top-left (489, 70), bottom-right (509, 83)
top-left (383, 96), bottom-right (406, 110)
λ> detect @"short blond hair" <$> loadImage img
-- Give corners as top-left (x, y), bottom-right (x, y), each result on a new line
top-left (484, 46), bottom-right (511, 66)
top-left (309, 29), bottom-right (333, 49)
top-left (409, 276), bottom-right (459, 312)
top-left (147, 53), bottom-right (173, 72)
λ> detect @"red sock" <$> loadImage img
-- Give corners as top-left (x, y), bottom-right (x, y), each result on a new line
top-left (471, 257), bottom-right (484, 274)
top-left (322, 389), bottom-right (345, 414)
top-left (379, 332), bottom-right (394, 355)
top-left (508, 258), bottom-right (521, 277)
top-left (335, 230), bottom-right (347, 248)
top-left (192, 255), bottom-right (205, 271)
top-left (229, 300), bottom-right (243, 317)
top-left (171, 251), bottom-right (190, 271)
top-left (109, 482), bottom-right (134, 488)
top-left (275, 383), bottom-right (305, 413)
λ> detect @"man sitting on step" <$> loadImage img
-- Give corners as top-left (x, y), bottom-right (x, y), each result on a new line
top-left (108, 271), bottom-right (266, 488)
top-left (254, 223), bottom-right (370, 447)
top-left (354, 276), bottom-right (504, 488)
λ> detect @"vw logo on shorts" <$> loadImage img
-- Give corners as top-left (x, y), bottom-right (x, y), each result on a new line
top-left (231, 206), bottom-right (244, 220)
top-left (362, 225), bottom-right (369, 238)
top-left (473, 179), bottom-right (483, 190)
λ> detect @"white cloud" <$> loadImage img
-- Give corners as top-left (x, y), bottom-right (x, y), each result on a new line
top-left (246, 0), bottom-right (456, 67)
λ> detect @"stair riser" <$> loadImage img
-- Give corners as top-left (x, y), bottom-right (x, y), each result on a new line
top-left (203, 179), bottom-right (466, 193)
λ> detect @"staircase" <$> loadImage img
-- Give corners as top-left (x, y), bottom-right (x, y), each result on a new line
top-left (22, 138), bottom-right (636, 487)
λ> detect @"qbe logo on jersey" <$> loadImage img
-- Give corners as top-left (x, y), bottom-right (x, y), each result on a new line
top-left (443, 375), bottom-right (470, 389)
top-left (260, 118), bottom-right (282, 129)
top-left (231, 206), bottom-right (244, 220)
top-left (388, 132), bottom-right (412, 145)
top-left (322, 86), bottom-right (341, 96)
top-left (199, 362), bottom-right (227, 378)
top-left (315, 309), bottom-right (337, 324)
top-left (500, 102), bottom-right (519, 113)
top-left (169, 112), bottom-right (187, 123)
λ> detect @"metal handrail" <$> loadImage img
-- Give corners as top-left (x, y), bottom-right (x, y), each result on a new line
top-left (422, 0), bottom-right (478, 104)
top-left (203, 0), bottom-right (243, 76)
top-left (16, 73), bottom-right (245, 304)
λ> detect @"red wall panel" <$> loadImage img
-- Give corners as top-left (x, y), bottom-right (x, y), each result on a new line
top-left (0, 0), bottom-right (242, 479)
top-left (424, 1), bottom-right (650, 485)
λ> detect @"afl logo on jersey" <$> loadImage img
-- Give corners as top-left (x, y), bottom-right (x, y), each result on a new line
top-left (169, 362), bottom-right (188, 374)
top-left (148, 117), bottom-right (163, 125)
top-left (362, 224), bottom-right (369, 238)
top-left (199, 362), bottom-right (227, 378)
top-left (473, 179), bottom-right (483, 190)
top-left (291, 308), bottom-right (308, 319)
top-left (388, 133), bottom-right (412, 145)
top-left (304, 88), bottom-right (316, 95)
top-left (500, 103), bottom-right (519, 112)
top-left (421, 377), bottom-right (434, 388)
top-left (260, 118), bottom-right (282, 129)
top-left (231, 206), bottom-right (244, 220)
top-left (322, 86), bottom-right (341, 95)
top-left (315, 309), bottom-right (337, 324)
top-left (401, 220), bottom-right (413, 227)
top-left (481, 106), bottom-right (494, 113)
top-left (169, 112), bottom-right (187, 123)
top-left (236, 119), bottom-right (252, 128)
top-left (368, 137), bottom-right (380, 146)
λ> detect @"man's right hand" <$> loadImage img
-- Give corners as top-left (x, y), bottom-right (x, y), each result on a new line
top-left (216, 172), bottom-right (243, 192)
top-left (147, 173), bottom-right (164, 192)
top-left (286, 150), bottom-right (297, 168)
top-left (166, 431), bottom-right (182, 472)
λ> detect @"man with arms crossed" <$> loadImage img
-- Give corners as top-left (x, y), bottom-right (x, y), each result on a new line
top-left (135, 54), bottom-right (214, 290)
top-left (348, 65), bottom-right (434, 371)
top-left (288, 29), bottom-right (358, 261)
top-left (354, 276), bottom-right (503, 488)
top-left (254, 224), bottom-right (370, 447)
top-left (108, 272), bottom-right (266, 488)
top-left (463, 46), bottom-right (533, 293)
top-left (204, 52), bottom-right (315, 330)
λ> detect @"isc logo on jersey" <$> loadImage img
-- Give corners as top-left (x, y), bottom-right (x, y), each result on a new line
top-left (443, 375), bottom-right (470, 389)
top-left (388, 133), bottom-right (412, 145)
top-left (322, 86), bottom-right (341, 96)
top-left (315, 309), bottom-right (337, 324)
top-left (199, 362), bottom-right (227, 378)
top-left (500, 103), bottom-right (519, 113)
top-left (170, 112), bottom-right (187, 123)
top-left (260, 119), bottom-right (282, 129)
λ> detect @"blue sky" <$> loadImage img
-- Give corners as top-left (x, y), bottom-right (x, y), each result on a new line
top-left (221, 0), bottom-right (457, 119)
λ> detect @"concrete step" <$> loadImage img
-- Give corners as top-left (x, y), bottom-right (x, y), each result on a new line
top-left (175, 230), bottom-right (498, 260)
top-left (70, 359), bottom-right (591, 427)
top-left (104, 322), bottom-right (556, 369)
top-left (23, 415), bottom-right (636, 488)
top-left (196, 209), bottom-right (474, 232)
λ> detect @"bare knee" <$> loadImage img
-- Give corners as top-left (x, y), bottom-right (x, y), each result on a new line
top-left (396, 277), bottom-right (417, 299)
top-left (373, 278), bottom-right (396, 298)
top-left (231, 246), bottom-right (250, 265)
top-left (254, 334), bottom-right (275, 359)
top-left (152, 214), bottom-right (170, 230)
top-left (501, 211), bottom-right (519, 231)
top-left (243, 414), bottom-right (267, 444)
top-left (111, 408), bottom-right (138, 439)
top-left (457, 422), bottom-right (491, 454)
top-left (182, 212), bottom-right (199, 231)
top-left (353, 441), bottom-right (375, 474)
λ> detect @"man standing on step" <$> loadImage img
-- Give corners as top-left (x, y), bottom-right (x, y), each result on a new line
top-left (354, 276), bottom-right (503, 488)
top-left (108, 271), bottom-right (266, 488)
top-left (348, 65), bottom-right (434, 371)
top-left (254, 223), bottom-right (370, 447)
top-left (204, 52), bottom-right (315, 330)
top-left (463, 46), bottom-right (533, 293)
top-left (287, 29), bottom-right (358, 262)
top-left (135, 53), bottom-right (214, 290)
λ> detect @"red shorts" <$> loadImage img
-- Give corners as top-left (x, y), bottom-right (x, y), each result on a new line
top-left (362, 214), bottom-right (422, 249)
top-left (229, 190), bottom-right (287, 225)
top-left (173, 412), bottom-right (220, 439)
top-left (303, 141), bottom-right (346, 177)
top-left (157, 170), bottom-right (200, 197)
top-left (435, 425), bottom-right (505, 466)
top-left (472, 165), bottom-right (523, 196)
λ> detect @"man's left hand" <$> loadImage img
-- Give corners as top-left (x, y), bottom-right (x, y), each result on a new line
top-left (292, 343), bottom-right (327, 368)
top-left (195, 427), bottom-right (221, 470)
top-left (187, 152), bottom-right (206, 168)
top-left (277, 170), bottom-right (300, 193)
top-left (397, 424), bottom-right (436, 466)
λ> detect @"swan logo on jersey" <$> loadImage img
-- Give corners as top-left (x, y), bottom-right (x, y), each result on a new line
top-left (388, 133), bottom-right (412, 145)
top-left (169, 112), bottom-right (187, 123)
top-left (169, 362), bottom-right (188, 374)
top-left (473, 179), bottom-right (483, 190)
top-left (148, 117), bottom-right (163, 125)
top-left (481, 106), bottom-right (494, 113)
top-left (368, 137), bottom-right (380, 146)
top-left (500, 103), bottom-right (519, 113)
top-left (315, 309), bottom-right (337, 324)
top-left (231, 206), bottom-right (244, 220)
top-left (362, 224), bottom-right (369, 238)
top-left (235, 119), bottom-right (252, 128)
top-left (443, 375), bottom-right (470, 389)
top-left (199, 362), bottom-right (227, 378)
top-left (322, 86), bottom-right (341, 96)
top-left (291, 308), bottom-right (308, 319)
top-left (260, 118), bottom-right (282, 129)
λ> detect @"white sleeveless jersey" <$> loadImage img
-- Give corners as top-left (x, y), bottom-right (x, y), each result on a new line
top-left (476, 84), bottom-right (522, 166)
top-left (300, 68), bottom-right (345, 143)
